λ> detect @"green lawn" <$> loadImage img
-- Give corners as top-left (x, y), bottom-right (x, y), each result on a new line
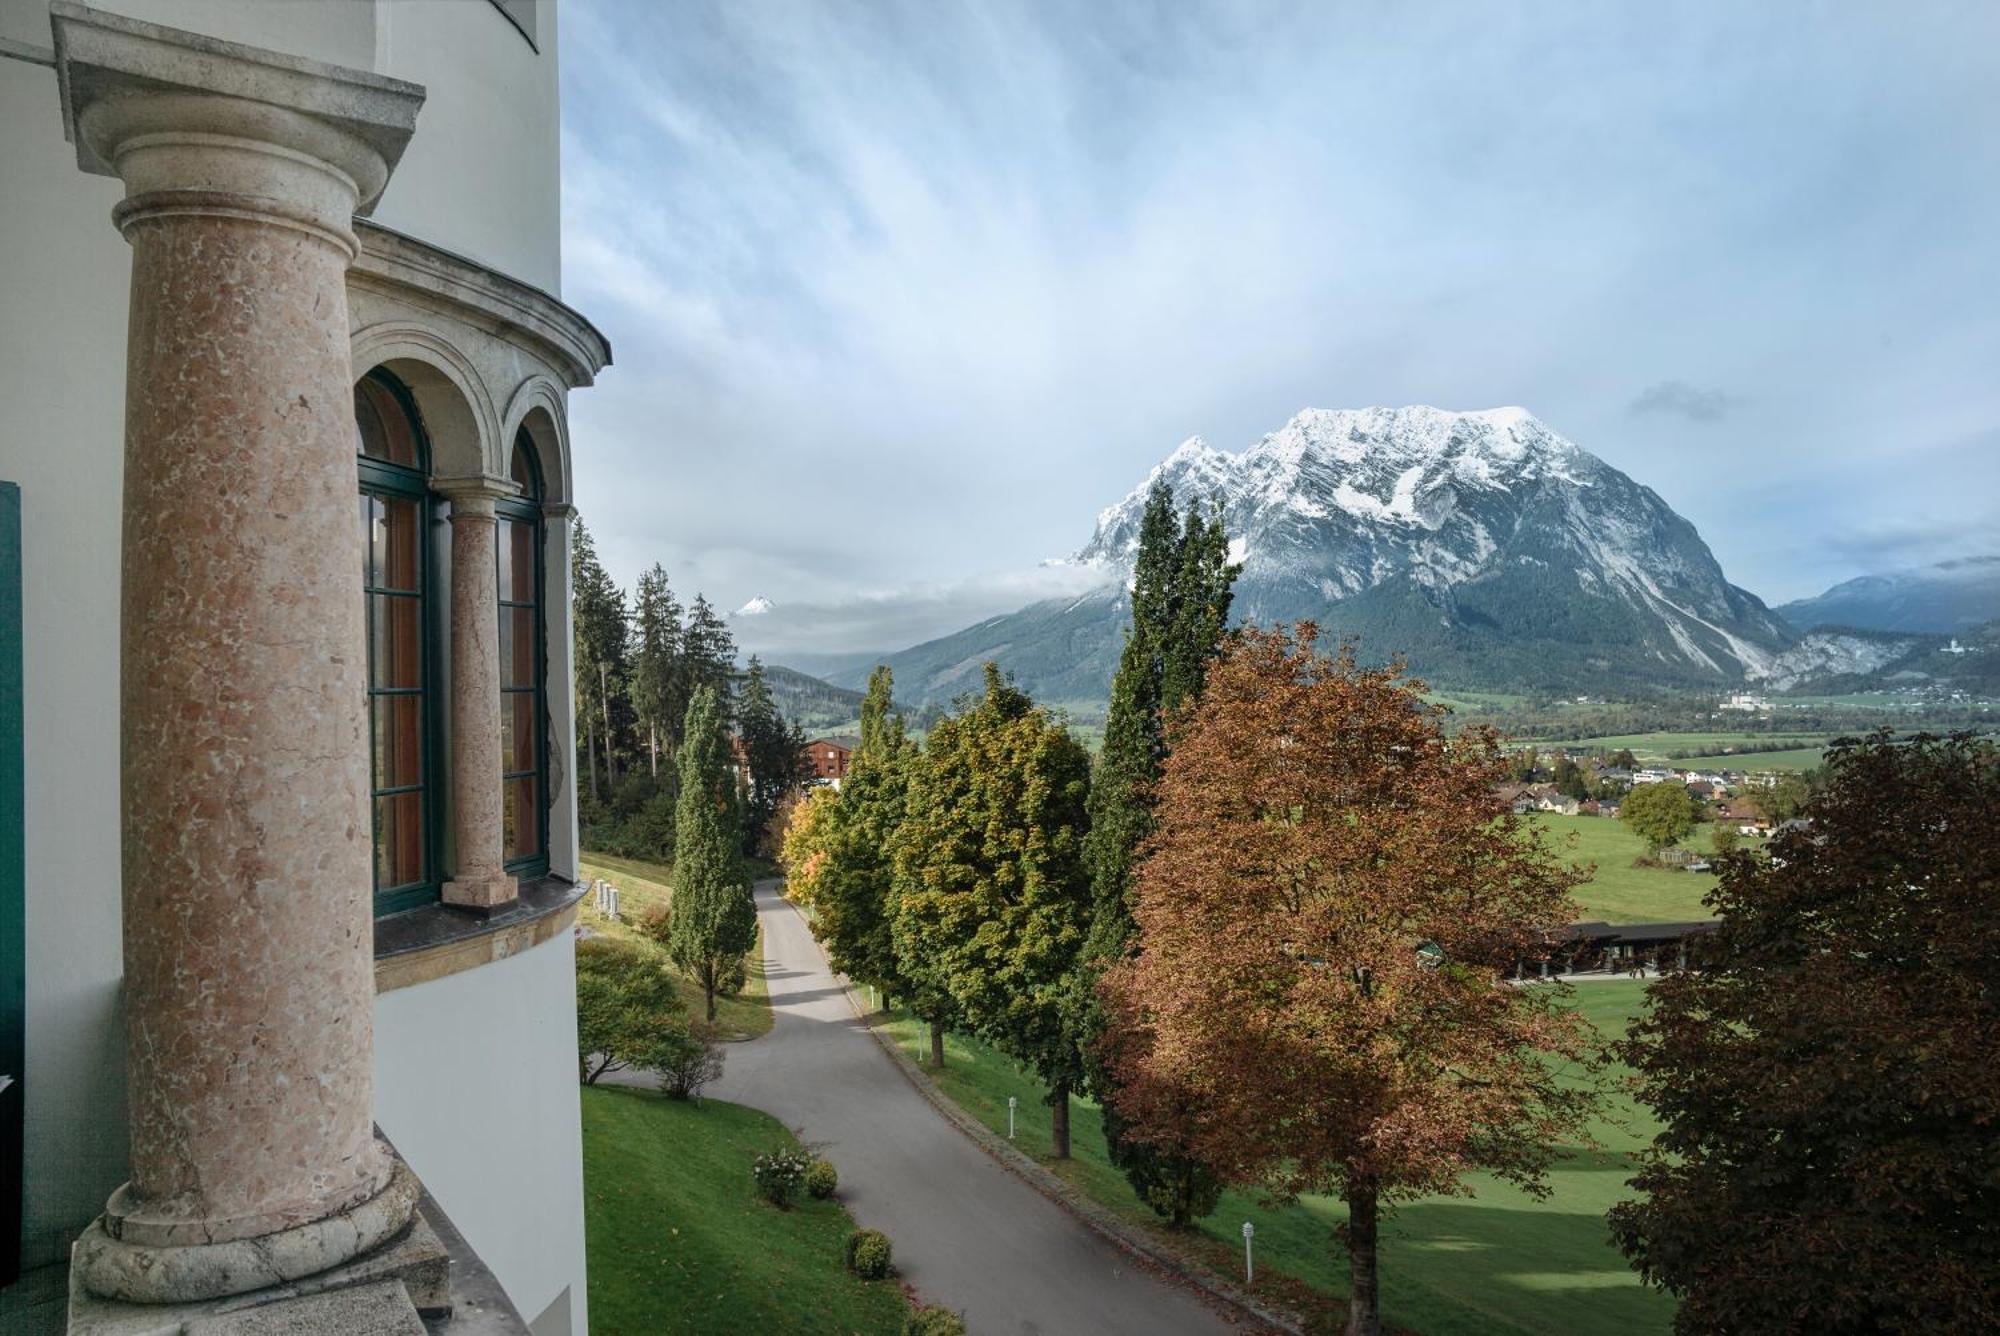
top-left (582, 1086), bottom-right (908, 1335)
top-left (882, 981), bottom-right (1670, 1335)
top-left (1538, 731), bottom-right (1830, 759)
top-left (1671, 746), bottom-right (1826, 771)
top-left (1530, 814), bottom-right (1716, 923)
top-left (579, 852), bottom-right (773, 1040)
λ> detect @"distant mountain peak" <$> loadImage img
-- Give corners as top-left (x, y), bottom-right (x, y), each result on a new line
top-left (734, 596), bottom-right (775, 617)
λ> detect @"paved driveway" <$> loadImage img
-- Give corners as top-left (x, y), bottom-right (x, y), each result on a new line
top-left (708, 881), bottom-right (1236, 1335)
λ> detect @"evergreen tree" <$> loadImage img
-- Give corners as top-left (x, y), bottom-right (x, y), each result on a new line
top-left (1074, 483), bottom-right (1238, 1218)
top-left (666, 685), bottom-right (756, 1021)
top-left (630, 564), bottom-right (684, 779)
top-left (681, 594), bottom-right (737, 720)
top-left (811, 667), bottom-right (912, 1019)
top-left (737, 656), bottom-right (811, 857)
top-left (570, 520), bottom-right (631, 805)
top-left (892, 665), bottom-right (1094, 1156)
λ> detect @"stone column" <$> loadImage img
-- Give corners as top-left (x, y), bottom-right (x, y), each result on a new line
top-left (52, 6), bottom-right (426, 1304)
top-left (437, 479), bottom-right (518, 911)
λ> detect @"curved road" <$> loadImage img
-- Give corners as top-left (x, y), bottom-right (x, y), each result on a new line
top-left (710, 882), bottom-right (1236, 1335)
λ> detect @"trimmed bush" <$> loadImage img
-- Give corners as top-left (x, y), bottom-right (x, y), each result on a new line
top-left (752, 1149), bottom-right (811, 1208)
top-left (805, 1157), bottom-right (838, 1201)
top-left (844, 1227), bottom-right (892, 1279)
top-left (904, 1304), bottom-right (966, 1335)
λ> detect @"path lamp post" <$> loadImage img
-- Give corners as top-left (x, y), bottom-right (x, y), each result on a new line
top-left (1008, 1096), bottom-right (1018, 1140)
top-left (1242, 1221), bottom-right (1255, 1285)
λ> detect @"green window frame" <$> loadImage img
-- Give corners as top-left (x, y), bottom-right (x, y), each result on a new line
top-left (356, 370), bottom-right (444, 916)
top-left (498, 429), bottom-right (549, 877)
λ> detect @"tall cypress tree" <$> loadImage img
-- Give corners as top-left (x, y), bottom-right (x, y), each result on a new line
top-left (666, 684), bottom-right (756, 1021)
top-left (1075, 482), bottom-right (1239, 1222)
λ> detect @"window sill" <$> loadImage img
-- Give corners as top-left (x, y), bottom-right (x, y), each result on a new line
top-left (373, 874), bottom-right (584, 994)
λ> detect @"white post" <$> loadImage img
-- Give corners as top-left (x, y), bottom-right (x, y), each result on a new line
top-left (1008, 1096), bottom-right (1018, 1140)
top-left (1243, 1221), bottom-right (1255, 1285)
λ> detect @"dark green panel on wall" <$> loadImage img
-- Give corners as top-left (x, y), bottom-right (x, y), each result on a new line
top-left (0, 482), bottom-right (21, 1285)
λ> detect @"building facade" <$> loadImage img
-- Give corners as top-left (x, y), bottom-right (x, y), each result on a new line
top-left (0, 2), bottom-right (606, 1331)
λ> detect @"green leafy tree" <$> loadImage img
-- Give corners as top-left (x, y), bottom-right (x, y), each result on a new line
top-left (630, 563), bottom-right (684, 778)
top-left (737, 657), bottom-right (811, 857)
top-left (811, 668), bottom-right (915, 1020)
top-left (1075, 482), bottom-right (1237, 1219)
top-left (1611, 732), bottom-right (2000, 1332)
top-left (893, 665), bottom-right (1095, 1156)
top-left (574, 936), bottom-right (687, 1084)
top-left (666, 685), bottom-right (756, 1020)
top-left (1749, 769), bottom-right (1814, 825)
top-left (1620, 781), bottom-right (1698, 854)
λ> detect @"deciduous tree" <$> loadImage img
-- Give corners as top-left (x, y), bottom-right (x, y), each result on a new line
top-left (893, 665), bottom-right (1094, 1155)
top-left (574, 936), bottom-right (687, 1084)
top-left (1102, 626), bottom-right (1597, 1335)
top-left (666, 685), bottom-right (756, 1021)
top-left (1619, 780), bottom-right (1697, 854)
top-left (812, 668), bottom-right (916, 1022)
top-left (1610, 732), bottom-right (2000, 1333)
top-left (777, 785), bottom-right (839, 911)
top-left (737, 656), bottom-right (811, 857)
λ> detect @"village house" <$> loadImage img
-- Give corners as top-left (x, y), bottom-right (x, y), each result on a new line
top-left (1, 3), bottom-right (606, 1331)
top-left (805, 734), bottom-right (860, 788)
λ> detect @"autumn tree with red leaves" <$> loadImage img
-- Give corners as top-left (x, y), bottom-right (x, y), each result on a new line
top-left (1610, 731), bottom-right (2000, 1333)
top-left (1101, 625), bottom-right (1599, 1336)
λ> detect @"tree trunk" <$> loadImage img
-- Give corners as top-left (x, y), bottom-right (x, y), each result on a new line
top-left (929, 1018), bottom-right (945, 1068)
top-left (585, 710), bottom-right (600, 805)
top-left (649, 722), bottom-right (658, 778)
top-left (1346, 1174), bottom-right (1382, 1336)
top-left (1050, 1082), bottom-right (1071, 1159)
top-left (704, 978), bottom-right (717, 1023)
top-left (599, 662), bottom-right (617, 787)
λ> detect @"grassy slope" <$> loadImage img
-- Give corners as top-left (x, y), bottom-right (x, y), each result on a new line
top-left (1531, 813), bottom-right (1716, 923)
top-left (1545, 731), bottom-right (1829, 760)
top-left (882, 981), bottom-right (1669, 1336)
top-left (1670, 746), bottom-right (1826, 771)
top-left (582, 1086), bottom-right (908, 1335)
top-left (579, 852), bottom-right (773, 1040)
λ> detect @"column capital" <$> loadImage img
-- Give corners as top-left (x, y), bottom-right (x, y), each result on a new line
top-left (433, 475), bottom-right (522, 518)
top-left (51, 2), bottom-right (424, 250)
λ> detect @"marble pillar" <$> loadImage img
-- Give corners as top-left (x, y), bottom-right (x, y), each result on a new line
top-left (51, 5), bottom-right (426, 1304)
top-left (438, 480), bottom-right (518, 911)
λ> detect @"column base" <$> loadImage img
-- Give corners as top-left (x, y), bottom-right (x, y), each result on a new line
top-left (442, 872), bottom-right (518, 914)
top-left (71, 1152), bottom-right (422, 1307)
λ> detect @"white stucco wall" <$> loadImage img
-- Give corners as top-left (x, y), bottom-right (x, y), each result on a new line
top-left (375, 933), bottom-right (588, 1336)
top-left (0, 0), bottom-right (587, 1320)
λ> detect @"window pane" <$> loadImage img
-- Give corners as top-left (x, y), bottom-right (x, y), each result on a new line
top-left (375, 791), bottom-right (425, 888)
top-left (370, 594), bottom-right (422, 689)
top-left (503, 691), bottom-right (538, 773)
top-left (504, 776), bottom-right (540, 862)
top-left (373, 694), bottom-right (424, 789)
top-left (356, 377), bottom-right (419, 468)
top-left (504, 519), bottom-right (536, 602)
top-left (360, 495), bottom-right (376, 587)
top-left (377, 497), bottom-right (420, 592)
top-left (502, 606), bottom-right (536, 688)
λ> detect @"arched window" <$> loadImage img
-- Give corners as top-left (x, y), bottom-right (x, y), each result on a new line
top-left (356, 370), bottom-right (438, 913)
top-left (497, 428), bottom-right (547, 873)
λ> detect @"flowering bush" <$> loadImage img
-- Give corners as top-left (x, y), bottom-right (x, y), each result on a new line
top-left (845, 1227), bottom-right (893, 1279)
top-left (751, 1148), bottom-right (812, 1208)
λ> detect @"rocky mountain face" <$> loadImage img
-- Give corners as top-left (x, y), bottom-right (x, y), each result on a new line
top-left (1777, 556), bottom-right (2000, 635)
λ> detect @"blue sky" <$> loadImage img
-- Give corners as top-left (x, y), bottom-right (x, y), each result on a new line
top-left (560, 0), bottom-right (2000, 656)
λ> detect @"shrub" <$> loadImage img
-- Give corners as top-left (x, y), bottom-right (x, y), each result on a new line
top-left (844, 1227), bottom-right (892, 1279)
top-left (805, 1157), bottom-right (838, 1200)
top-left (904, 1306), bottom-right (966, 1336)
top-left (650, 1020), bottom-right (724, 1102)
top-left (575, 937), bottom-right (685, 1085)
top-left (752, 1148), bottom-right (812, 1208)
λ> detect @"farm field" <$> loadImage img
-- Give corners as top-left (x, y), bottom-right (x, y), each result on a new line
top-left (881, 980), bottom-right (1669, 1336)
top-left (1538, 731), bottom-right (1830, 758)
top-left (579, 852), bottom-right (773, 1041)
top-left (1531, 813), bottom-right (1717, 923)
top-left (1671, 746), bottom-right (1826, 771)
top-left (581, 1086), bottom-right (908, 1335)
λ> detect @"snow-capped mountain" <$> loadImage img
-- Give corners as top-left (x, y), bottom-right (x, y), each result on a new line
top-left (1078, 406), bottom-right (1792, 683)
top-left (840, 406), bottom-right (1797, 710)
top-left (733, 596), bottom-right (776, 617)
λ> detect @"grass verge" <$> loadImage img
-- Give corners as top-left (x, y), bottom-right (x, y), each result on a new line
top-left (879, 982), bottom-right (1672, 1336)
top-left (1529, 813), bottom-right (1717, 923)
top-left (579, 851), bottom-right (773, 1040)
top-left (582, 1085), bottom-right (908, 1334)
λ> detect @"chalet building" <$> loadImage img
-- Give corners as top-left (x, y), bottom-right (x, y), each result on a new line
top-left (1, 3), bottom-right (608, 1332)
top-left (805, 735), bottom-right (860, 787)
